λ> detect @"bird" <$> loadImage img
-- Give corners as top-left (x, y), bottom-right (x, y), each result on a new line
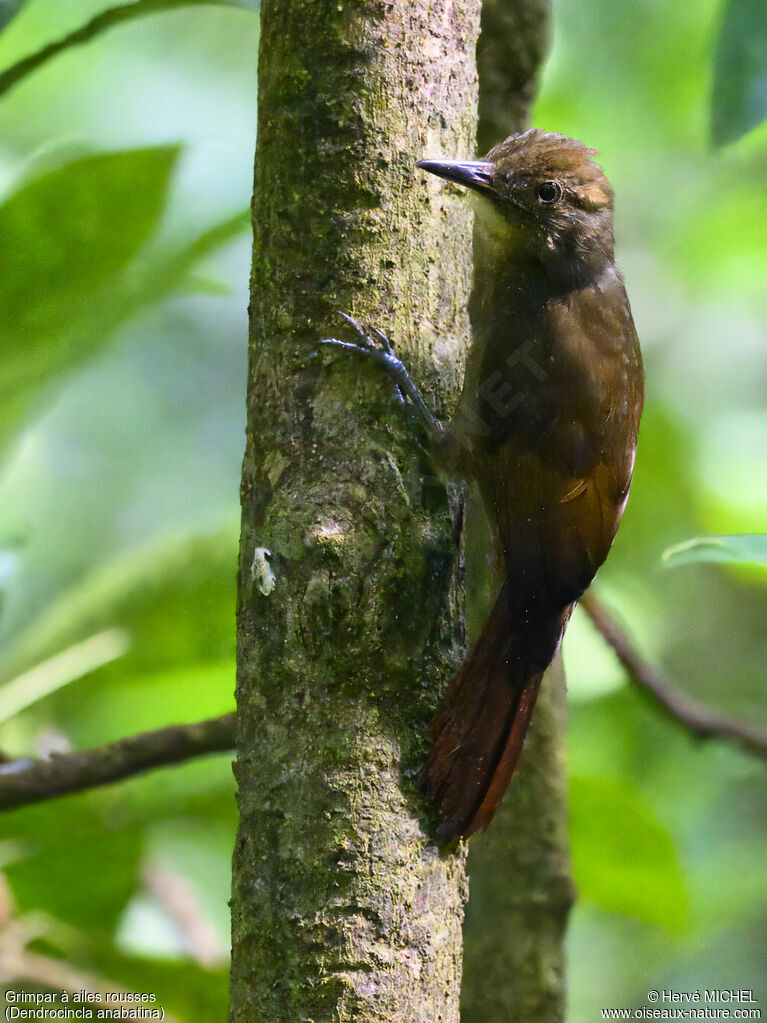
top-left (323, 130), bottom-right (644, 843)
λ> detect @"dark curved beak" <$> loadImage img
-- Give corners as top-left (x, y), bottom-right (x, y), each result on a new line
top-left (416, 159), bottom-right (497, 196)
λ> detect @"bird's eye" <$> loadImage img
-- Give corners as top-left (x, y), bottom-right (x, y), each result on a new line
top-left (536, 181), bottom-right (562, 204)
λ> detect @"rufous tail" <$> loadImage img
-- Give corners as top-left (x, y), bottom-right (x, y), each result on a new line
top-left (422, 581), bottom-right (571, 843)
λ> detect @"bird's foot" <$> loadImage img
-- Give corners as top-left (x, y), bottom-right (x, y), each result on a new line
top-left (321, 312), bottom-right (444, 438)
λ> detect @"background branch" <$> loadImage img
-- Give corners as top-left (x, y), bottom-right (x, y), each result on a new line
top-left (0, 712), bottom-right (235, 811)
top-left (580, 591), bottom-right (767, 761)
top-left (476, 0), bottom-right (551, 154)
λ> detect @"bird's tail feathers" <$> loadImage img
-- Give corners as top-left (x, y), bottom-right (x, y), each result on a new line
top-left (422, 581), bottom-right (571, 842)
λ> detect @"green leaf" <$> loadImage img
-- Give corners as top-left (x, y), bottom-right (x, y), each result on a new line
top-left (0, 146), bottom-right (178, 343)
top-left (0, 146), bottom-right (179, 449)
top-left (5, 794), bottom-right (143, 937)
top-left (4, 758), bottom-right (236, 965)
top-left (141, 208), bottom-right (249, 303)
top-left (711, 0), bottom-right (767, 146)
top-left (570, 776), bottom-right (688, 929)
top-left (662, 534), bottom-right (767, 568)
top-left (0, 527), bottom-right (237, 683)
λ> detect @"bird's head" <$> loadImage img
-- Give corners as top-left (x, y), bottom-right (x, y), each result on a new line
top-left (418, 129), bottom-right (615, 282)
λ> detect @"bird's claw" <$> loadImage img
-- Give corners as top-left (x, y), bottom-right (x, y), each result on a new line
top-left (320, 311), bottom-right (443, 435)
top-left (369, 325), bottom-right (395, 355)
top-left (322, 312), bottom-right (396, 360)
top-left (321, 312), bottom-right (406, 403)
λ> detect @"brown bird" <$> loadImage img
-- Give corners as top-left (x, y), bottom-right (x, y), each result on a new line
top-left (324, 130), bottom-right (644, 843)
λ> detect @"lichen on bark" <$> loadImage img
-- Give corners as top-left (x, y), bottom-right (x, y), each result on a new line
top-left (230, 2), bottom-right (481, 1021)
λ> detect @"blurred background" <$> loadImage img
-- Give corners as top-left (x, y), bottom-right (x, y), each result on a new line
top-left (0, 0), bottom-right (764, 1019)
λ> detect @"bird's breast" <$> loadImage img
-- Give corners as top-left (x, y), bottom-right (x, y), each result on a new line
top-left (462, 265), bottom-right (643, 478)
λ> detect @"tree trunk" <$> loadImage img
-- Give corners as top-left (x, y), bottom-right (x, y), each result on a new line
top-left (230, 2), bottom-right (480, 1021)
top-left (475, 0), bottom-right (551, 155)
top-left (461, 4), bottom-right (574, 1022)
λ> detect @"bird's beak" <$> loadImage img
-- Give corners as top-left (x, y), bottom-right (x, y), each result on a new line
top-left (416, 159), bottom-right (497, 197)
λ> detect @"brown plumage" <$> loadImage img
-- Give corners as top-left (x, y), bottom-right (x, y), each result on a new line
top-left (323, 129), bottom-right (644, 844)
top-left (417, 130), bottom-right (644, 842)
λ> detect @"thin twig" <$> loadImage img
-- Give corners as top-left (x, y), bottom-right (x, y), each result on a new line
top-left (0, 0), bottom-right (231, 101)
top-left (580, 591), bottom-right (767, 762)
top-left (0, 713), bottom-right (236, 811)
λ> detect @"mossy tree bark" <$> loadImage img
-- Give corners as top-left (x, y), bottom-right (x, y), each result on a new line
top-left (230, 2), bottom-right (480, 1021)
top-left (461, 3), bottom-right (575, 1022)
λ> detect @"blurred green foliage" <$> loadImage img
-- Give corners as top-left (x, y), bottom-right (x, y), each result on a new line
top-left (0, 147), bottom-right (179, 452)
top-left (663, 533), bottom-right (767, 567)
top-left (536, 0), bottom-right (767, 1016)
top-left (0, 0), bottom-right (256, 1014)
top-left (0, 0), bottom-right (764, 1020)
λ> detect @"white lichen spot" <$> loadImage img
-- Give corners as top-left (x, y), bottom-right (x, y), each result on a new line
top-left (310, 516), bottom-right (347, 551)
top-left (385, 452), bottom-right (409, 505)
top-left (251, 546), bottom-right (276, 596)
